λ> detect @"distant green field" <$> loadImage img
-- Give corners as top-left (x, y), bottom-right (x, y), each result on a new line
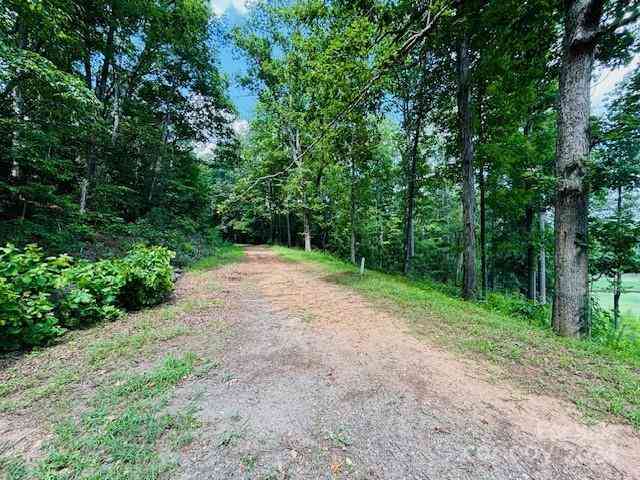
top-left (592, 274), bottom-right (640, 322)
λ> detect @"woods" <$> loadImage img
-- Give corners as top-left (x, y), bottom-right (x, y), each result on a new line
top-left (1, 0), bottom-right (640, 346)
top-left (1, 0), bottom-right (232, 263)
top-left (4, 2), bottom-right (640, 477)
top-left (214, 0), bottom-right (640, 341)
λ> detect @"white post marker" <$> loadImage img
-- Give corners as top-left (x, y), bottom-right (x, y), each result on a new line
top-left (360, 257), bottom-right (365, 276)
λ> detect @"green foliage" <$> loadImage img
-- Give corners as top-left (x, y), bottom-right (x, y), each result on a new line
top-left (4, 354), bottom-right (199, 479)
top-left (118, 245), bottom-right (175, 311)
top-left (590, 299), bottom-right (640, 359)
top-left (0, 0), bottom-right (233, 272)
top-left (0, 244), bottom-right (177, 350)
top-left (0, 244), bottom-right (67, 349)
top-left (484, 292), bottom-right (550, 327)
top-left (56, 260), bottom-right (126, 328)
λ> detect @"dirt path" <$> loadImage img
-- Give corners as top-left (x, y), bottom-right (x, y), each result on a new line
top-left (173, 246), bottom-right (640, 479)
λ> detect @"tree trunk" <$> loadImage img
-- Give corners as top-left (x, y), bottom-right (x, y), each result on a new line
top-left (267, 181), bottom-right (275, 244)
top-left (538, 209), bottom-right (547, 305)
top-left (379, 219), bottom-right (384, 269)
top-left (613, 270), bottom-right (621, 330)
top-left (553, 0), bottom-right (603, 337)
top-left (489, 212), bottom-right (496, 290)
top-left (403, 111), bottom-right (423, 275)
top-left (111, 75), bottom-right (120, 144)
top-left (8, 15), bottom-right (28, 219)
top-left (286, 211), bottom-right (292, 247)
top-left (303, 209), bottom-right (311, 252)
top-left (479, 164), bottom-right (487, 299)
top-left (457, 33), bottom-right (477, 299)
top-left (350, 151), bottom-right (357, 264)
top-left (410, 224), bottom-right (415, 257)
top-left (526, 207), bottom-right (537, 301)
top-left (613, 185), bottom-right (623, 329)
top-left (148, 112), bottom-right (170, 203)
top-left (79, 178), bottom-right (88, 215)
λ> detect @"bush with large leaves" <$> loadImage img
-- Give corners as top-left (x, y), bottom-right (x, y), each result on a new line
top-left (119, 245), bottom-right (175, 310)
top-left (0, 244), bottom-right (175, 350)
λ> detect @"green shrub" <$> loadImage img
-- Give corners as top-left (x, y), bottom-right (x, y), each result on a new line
top-left (118, 245), bottom-right (175, 310)
top-left (56, 260), bottom-right (126, 327)
top-left (0, 244), bottom-right (67, 349)
top-left (0, 243), bottom-right (175, 350)
top-left (484, 292), bottom-right (550, 327)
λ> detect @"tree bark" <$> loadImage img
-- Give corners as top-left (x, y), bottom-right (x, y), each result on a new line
top-left (613, 185), bottom-right (623, 329)
top-left (613, 270), bottom-right (622, 329)
top-left (553, 0), bottom-right (603, 337)
top-left (457, 33), bottom-right (477, 300)
top-left (526, 206), bottom-right (537, 301)
top-left (111, 75), bottom-right (120, 144)
top-left (10, 15), bottom-right (27, 183)
top-left (286, 211), bottom-right (292, 247)
top-left (539, 209), bottom-right (547, 305)
top-left (403, 110), bottom-right (423, 275)
top-left (303, 208), bottom-right (311, 252)
top-left (479, 164), bottom-right (487, 299)
top-left (148, 111), bottom-right (170, 203)
top-left (350, 150), bottom-right (357, 264)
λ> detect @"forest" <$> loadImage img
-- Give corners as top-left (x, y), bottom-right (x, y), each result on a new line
top-left (1, 0), bottom-right (640, 346)
top-left (217, 0), bottom-right (640, 343)
top-left (3, 1), bottom-right (640, 478)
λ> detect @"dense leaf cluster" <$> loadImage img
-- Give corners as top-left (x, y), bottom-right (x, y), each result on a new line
top-left (0, 243), bottom-right (175, 350)
top-left (0, 0), bottom-right (233, 260)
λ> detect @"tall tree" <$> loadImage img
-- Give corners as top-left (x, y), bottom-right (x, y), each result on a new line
top-left (553, 0), bottom-right (639, 337)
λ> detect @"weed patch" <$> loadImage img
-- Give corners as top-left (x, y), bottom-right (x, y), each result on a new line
top-left (2, 354), bottom-right (202, 480)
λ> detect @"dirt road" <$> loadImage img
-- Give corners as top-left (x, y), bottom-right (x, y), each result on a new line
top-left (174, 247), bottom-right (640, 479)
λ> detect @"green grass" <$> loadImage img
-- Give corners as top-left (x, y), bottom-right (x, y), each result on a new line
top-left (189, 243), bottom-right (244, 271)
top-left (0, 248), bottom-right (234, 478)
top-left (86, 320), bottom-right (190, 367)
top-left (593, 273), bottom-right (640, 321)
top-left (2, 354), bottom-right (203, 480)
top-left (272, 246), bottom-right (640, 429)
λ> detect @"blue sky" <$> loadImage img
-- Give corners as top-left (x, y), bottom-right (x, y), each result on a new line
top-left (213, 1), bottom-right (256, 123)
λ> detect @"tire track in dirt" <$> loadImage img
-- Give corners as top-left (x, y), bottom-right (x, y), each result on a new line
top-left (175, 246), bottom-right (640, 479)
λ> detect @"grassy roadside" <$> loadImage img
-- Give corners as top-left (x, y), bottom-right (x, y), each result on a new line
top-left (2, 354), bottom-right (204, 480)
top-left (272, 246), bottom-right (640, 430)
top-left (0, 247), bottom-right (244, 479)
top-left (189, 243), bottom-right (244, 271)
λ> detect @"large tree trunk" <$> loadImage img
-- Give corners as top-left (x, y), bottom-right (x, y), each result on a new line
top-left (403, 111), bottom-right (423, 275)
top-left (539, 209), bottom-right (547, 305)
top-left (457, 34), bottom-right (477, 300)
top-left (553, 0), bottom-right (603, 337)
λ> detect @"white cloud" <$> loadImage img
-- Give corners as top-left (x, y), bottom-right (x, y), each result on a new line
top-left (232, 119), bottom-right (249, 137)
top-left (209, 0), bottom-right (251, 16)
top-left (193, 118), bottom-right (249, 158)
top-left (592, 56), bottom-right (639, 112)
